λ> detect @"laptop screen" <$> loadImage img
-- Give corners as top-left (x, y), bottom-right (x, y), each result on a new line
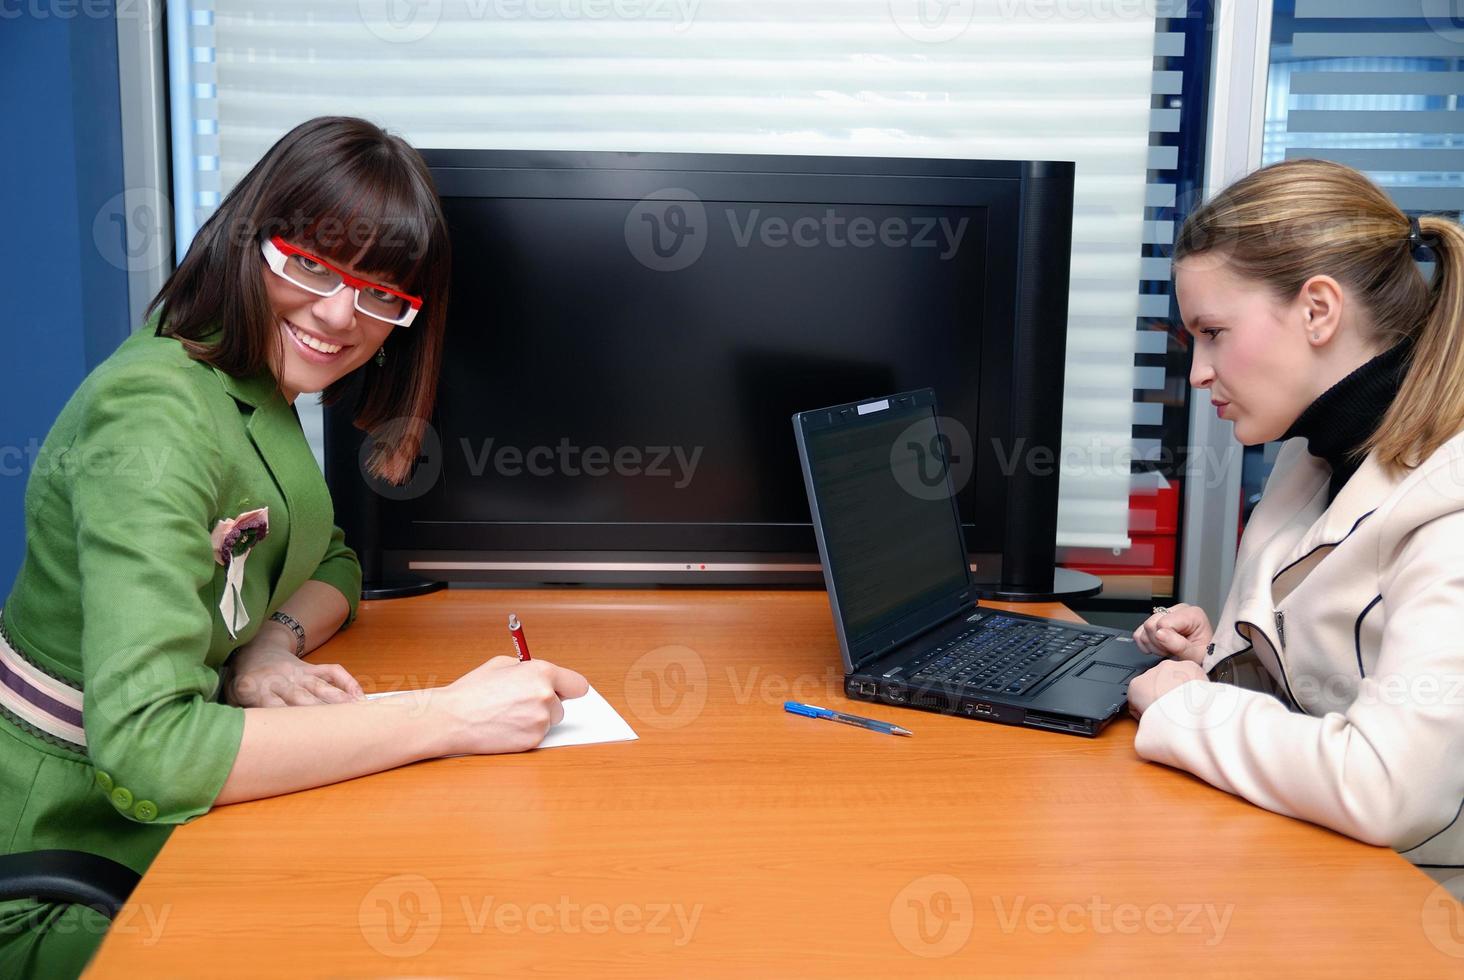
top-left (803, 402), bottom-right (972, 648)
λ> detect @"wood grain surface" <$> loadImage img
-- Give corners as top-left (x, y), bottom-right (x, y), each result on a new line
top-left (87, 589), bottom-right (1463, 977)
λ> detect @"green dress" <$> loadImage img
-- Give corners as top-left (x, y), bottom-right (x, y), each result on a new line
top-left (0, 326), bottom-right (362, 976)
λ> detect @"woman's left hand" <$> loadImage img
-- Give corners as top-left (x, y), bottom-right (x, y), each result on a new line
top-left (1127, 659), bottom-right (1208, 719)
top-left (224, 642), bottom-right (365, 707)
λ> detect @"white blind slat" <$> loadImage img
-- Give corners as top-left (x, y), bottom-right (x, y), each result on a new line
top-left (1292, 32), bottom-right (1462, 59)
top-left (1287, 110), bottom-right (1462, 135)
top-left (1265, 13), bottom-right (1464, 223)
top-left (1291, 71), bottom-right (1464, 96)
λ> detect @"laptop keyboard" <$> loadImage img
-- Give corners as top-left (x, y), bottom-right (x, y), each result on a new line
top-left (907, 617), bottom-right (1110, 697)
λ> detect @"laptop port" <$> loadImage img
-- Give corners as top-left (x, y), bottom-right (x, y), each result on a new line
top-left (883, 685), bottom-right (907, 703)
top-left (1024, 710), bottom-right (1091, 735)
top-left (859, 681), bottom-right (878, 696)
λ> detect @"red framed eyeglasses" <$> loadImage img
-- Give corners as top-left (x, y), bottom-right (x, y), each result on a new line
top-left (261, 236), bottom-right (422, 327)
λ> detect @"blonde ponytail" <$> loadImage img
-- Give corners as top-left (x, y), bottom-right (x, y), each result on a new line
top-left (1365, 216), bottom-right (1464, 469)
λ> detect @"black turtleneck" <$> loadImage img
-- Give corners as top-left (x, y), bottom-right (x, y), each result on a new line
top-left (1280, 337), bottom-right (1414, 504)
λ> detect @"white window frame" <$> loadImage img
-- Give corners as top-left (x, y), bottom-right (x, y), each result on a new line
top-left (1176, 0), bottom-right (1270, 620)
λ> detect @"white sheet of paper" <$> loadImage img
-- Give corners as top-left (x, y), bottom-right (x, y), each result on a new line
top-left (365, 683), bottom-right (638, 750)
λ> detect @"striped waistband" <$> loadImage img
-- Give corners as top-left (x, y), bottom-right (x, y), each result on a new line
top-left (0, 610), bottom-right (87, 754)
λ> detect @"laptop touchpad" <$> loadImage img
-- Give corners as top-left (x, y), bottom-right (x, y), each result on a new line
top-left (1077, 661), bottom-right (1136, 685)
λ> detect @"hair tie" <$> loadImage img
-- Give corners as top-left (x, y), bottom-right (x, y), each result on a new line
top-left (1407, 215), bottom-right (1435, 262)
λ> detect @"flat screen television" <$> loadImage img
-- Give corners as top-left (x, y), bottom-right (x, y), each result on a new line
top-left (324, 149), bottom-right (1090, 600)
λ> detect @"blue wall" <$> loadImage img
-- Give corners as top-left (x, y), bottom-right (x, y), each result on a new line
top-left (0, 6), bottom-right (131, 600)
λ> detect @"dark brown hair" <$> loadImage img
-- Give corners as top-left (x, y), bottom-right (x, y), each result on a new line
top-left (1175, 158), bottom-right (1461, 473)
top-left (147, 116), bottom-right (450, 484)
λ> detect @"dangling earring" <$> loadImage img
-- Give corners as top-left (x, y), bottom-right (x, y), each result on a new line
top-left (375, 346), bottom-right (387, 367)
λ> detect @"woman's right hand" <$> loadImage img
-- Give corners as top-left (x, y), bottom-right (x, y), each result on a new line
top-left (435, 656), bottom-right (590, 755)
top-left (1133, 603), bottom-right (1213, 664)
top-left (225, 642), bottom-right (365, 707)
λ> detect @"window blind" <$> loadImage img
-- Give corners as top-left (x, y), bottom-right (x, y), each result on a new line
top-left (169, 0), bottom-right (1191, 550)
top-left (1265, 1), bottom-right (1464, 218)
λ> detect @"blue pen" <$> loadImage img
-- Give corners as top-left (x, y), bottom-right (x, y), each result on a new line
top-left (784, 701), bottom-right (913, 737)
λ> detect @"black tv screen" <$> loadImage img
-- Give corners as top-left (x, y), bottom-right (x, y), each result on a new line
top-left (436, 197), bottom-right (986, 528)
top-left (325, 150), bottom-right (1075, 588)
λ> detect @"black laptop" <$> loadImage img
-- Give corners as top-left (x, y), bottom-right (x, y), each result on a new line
top-left (792, 388), bottom-right (1158, 737)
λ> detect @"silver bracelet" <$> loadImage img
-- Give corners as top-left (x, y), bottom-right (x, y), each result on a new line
top-left (270, 610), bottom-right (307, 658)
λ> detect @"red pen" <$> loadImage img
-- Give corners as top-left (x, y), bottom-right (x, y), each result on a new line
top-left (508, 613), bottom-right (532, 662)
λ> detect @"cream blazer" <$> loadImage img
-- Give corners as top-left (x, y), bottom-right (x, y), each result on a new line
top-left (1135, 432), bottom-right (1464, 893)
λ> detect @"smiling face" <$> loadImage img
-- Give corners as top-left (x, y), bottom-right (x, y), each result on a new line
top-left (1175, 251), bottom-right (1330, 446)
top-left (262, 246), bottom-right (403, 403)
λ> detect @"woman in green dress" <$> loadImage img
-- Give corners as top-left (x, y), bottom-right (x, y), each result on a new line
top-left (0, 116), bottom-right (588, 976)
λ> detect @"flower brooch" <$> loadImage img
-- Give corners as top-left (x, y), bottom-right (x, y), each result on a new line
top-left (211, 506), bottom-right (269, 639)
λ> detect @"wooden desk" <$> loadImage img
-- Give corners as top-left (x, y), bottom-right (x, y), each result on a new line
top-left (89, 589), bottom-right (1460, 976)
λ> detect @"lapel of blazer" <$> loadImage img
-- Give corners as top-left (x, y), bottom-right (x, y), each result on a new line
top-left (1212, 439), bottom-right (1410, 691)
top-left (211, 366), bottom-right (331, 610)
top-left (1267, 450), bottom-right (1401, 603)
top-left (1227, 441), bottom-right (1328, 602)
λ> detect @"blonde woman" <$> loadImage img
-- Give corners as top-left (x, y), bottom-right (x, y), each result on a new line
top-left (1128, 159), bottom-right (1464, 895)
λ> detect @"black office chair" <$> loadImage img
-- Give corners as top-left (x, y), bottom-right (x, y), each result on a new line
top-left (0, 850), bottom-right (139, 919)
